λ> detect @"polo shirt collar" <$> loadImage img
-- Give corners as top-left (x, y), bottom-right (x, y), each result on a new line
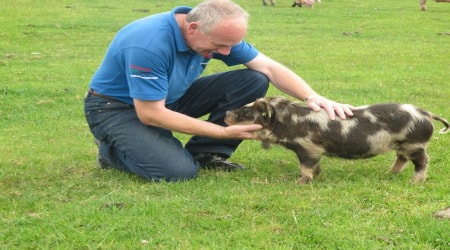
top-left (171, 6), bottom-right (192, 53)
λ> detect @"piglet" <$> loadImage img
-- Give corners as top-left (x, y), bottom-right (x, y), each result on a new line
top-left (225, 97), bottom-right (449, 184)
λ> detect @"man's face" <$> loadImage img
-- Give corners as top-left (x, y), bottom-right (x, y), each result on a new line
top-left (187, 18), bottom-right (247, 57)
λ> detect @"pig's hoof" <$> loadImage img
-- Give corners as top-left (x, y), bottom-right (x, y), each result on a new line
top-left (411, 173), bottom-right (427, 183)
top-left (297, 177), bottom-right (312, 185)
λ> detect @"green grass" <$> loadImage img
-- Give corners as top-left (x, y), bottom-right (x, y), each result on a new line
top-left (1, 0), bottom-right (449, 249)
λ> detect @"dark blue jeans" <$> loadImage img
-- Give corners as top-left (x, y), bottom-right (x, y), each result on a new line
top-left (84, 69), bottom-right (269, 182)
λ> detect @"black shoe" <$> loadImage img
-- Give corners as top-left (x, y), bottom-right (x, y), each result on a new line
top-left (194, 153), bottom-right (246, 171)
top-left (94, 138), bottom-right (111, 169)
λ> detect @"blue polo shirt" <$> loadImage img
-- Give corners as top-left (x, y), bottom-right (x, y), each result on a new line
top-left (89, 6), bottom-right (260, 105)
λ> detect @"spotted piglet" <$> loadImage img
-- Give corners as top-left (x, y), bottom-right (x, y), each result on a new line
top-left (225, 96), bottom-right (449, 184)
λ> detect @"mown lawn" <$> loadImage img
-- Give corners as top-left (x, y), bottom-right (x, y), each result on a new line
top-left (1, 0), bottom-right (449, 249)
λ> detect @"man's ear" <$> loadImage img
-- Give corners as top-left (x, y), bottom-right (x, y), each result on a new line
top-left (187, 22), bottom-right (200, 34)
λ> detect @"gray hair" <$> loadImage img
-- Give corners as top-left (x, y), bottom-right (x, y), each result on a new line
top-left (186, 0), bottom-right (249, 34)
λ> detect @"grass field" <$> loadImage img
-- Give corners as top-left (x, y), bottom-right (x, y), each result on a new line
top-left (1, 0), bottom-right (449, 249)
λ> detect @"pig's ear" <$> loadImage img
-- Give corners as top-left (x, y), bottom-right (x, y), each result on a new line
top-left (255, 99), bottom-right (274, 125)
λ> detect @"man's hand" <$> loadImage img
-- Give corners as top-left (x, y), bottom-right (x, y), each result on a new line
top-left (305, 95), bottom-right (354, 120)
top-left (222, 124), bottom-right (263, 139)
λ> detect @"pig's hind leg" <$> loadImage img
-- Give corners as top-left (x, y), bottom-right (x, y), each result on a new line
top-left (389, 153), bottom-right (409, 174)
top-left (390, 147), bottom-right (430, 183)
top-left (409, 148), bottom-right (429, 183)
top-left (390, 148), bottom-right (429, 182)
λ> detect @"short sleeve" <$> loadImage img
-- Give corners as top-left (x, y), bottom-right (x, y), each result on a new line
top-left (213, 41), bottom-right (259, 66)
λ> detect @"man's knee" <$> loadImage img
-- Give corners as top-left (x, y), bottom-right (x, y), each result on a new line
top-left (242, 69), bottom-right (270, 97)
top-left (244, 69), bottom-right (270, 87)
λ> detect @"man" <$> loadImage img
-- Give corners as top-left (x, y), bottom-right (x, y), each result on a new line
top-left (84, 0), bottom-right (353, 182)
